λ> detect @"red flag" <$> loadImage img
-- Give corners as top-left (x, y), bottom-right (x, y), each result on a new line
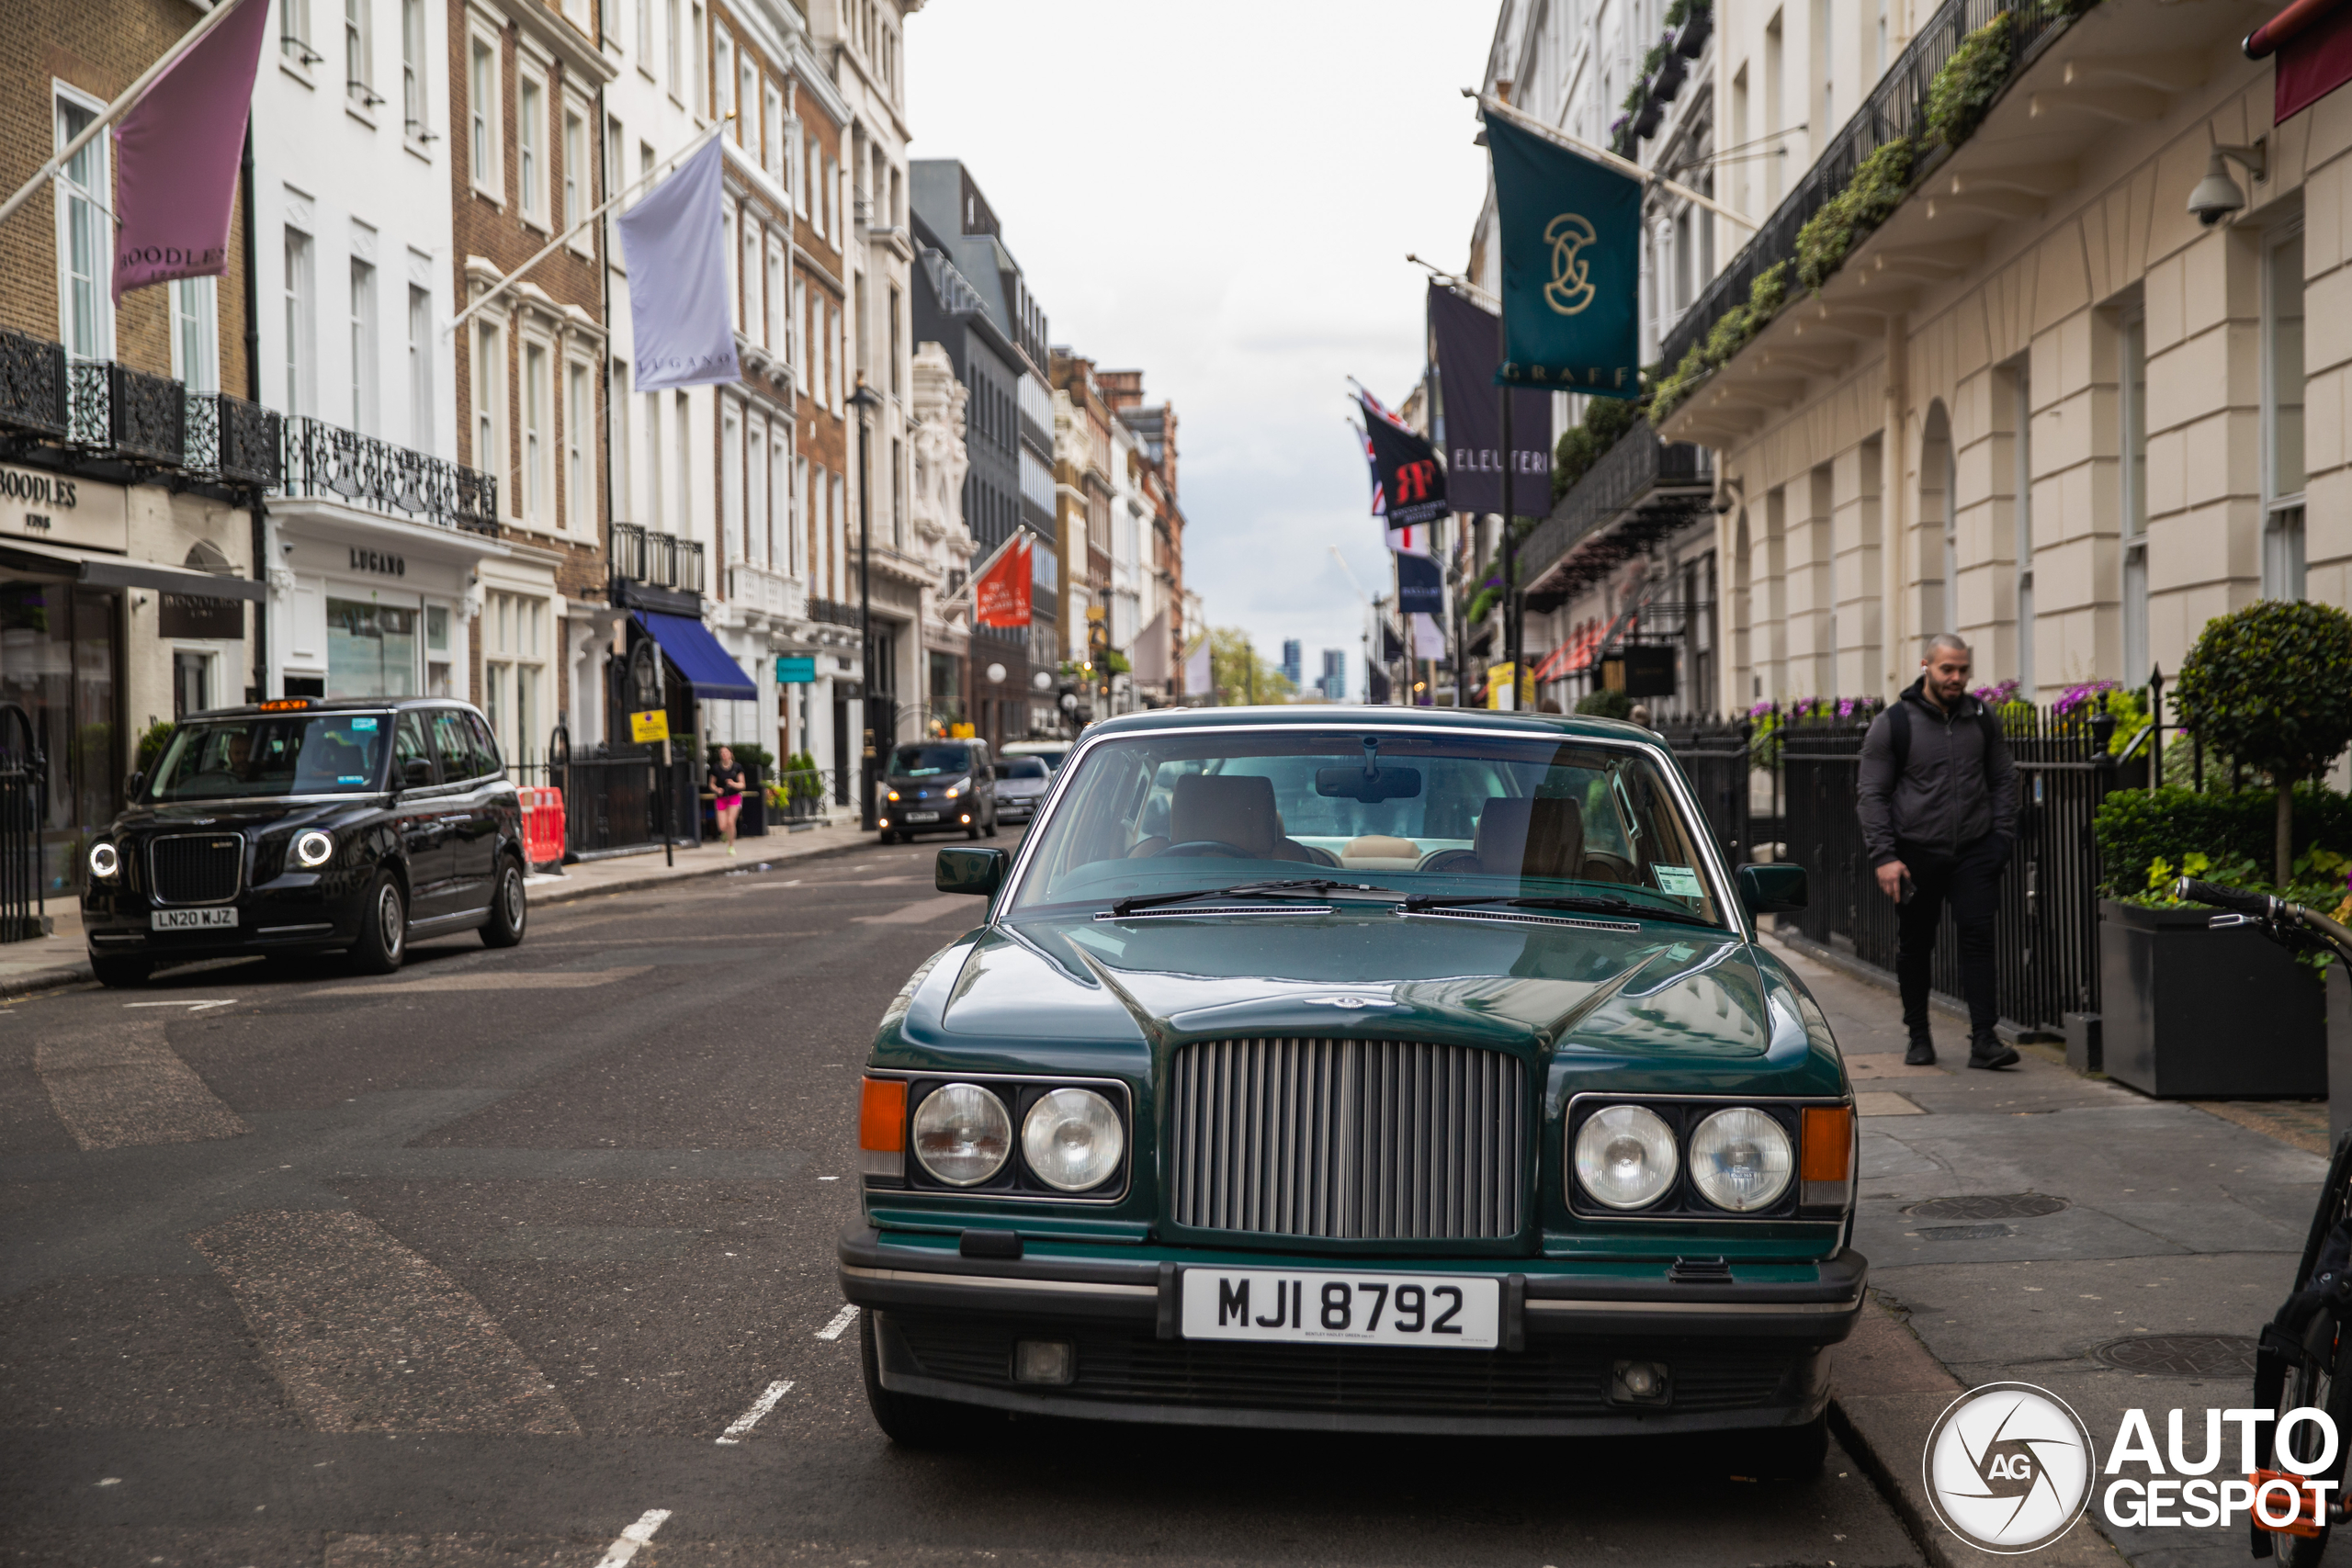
top-left (974, 534), bottom-right (1033, 627)
top-left (111, 0), bottom-right (271, 301)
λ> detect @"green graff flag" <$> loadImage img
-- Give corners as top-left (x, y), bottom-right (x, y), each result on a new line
top-left (1485, 111), bottom-right (1643, 400)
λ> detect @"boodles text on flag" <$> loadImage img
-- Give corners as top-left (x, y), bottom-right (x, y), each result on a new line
top-left (617, 135), bottom-right (742, 391)
top-left (111, 0), bottom-right (272, 302)
top-left (1484, 111), bottom-right (1642, 398)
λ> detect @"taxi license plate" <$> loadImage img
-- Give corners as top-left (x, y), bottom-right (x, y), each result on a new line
top-left (152, 908), bottom-right (236, 931)
top-left (1180, 1268), bottom-right (1499, 1349)
top-left (903, 810), bottom-right (940, 822)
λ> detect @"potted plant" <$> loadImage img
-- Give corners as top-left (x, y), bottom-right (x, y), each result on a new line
top-left (1673, 0), bottom-right (1714, 58)
top-left (1653, 38), bottom-right (1688, 101)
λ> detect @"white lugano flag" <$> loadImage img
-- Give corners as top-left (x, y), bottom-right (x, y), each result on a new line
top-left (616, 136), bottom-right (741, 391)
top-left (1182, 635), bottom-right (1213, 699)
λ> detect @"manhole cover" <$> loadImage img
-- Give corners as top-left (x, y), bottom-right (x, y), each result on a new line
top-left (1905, 1193), bottom-right (2070, 1222)
top-left (2093, 1335), bottom-right (2260, 1378)
top-left (1916, 1223), bottom-right (2015, 1241)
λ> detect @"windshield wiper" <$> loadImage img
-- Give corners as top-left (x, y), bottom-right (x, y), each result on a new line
top-left (1109, 879), bottom-right (1406, 918)
top-left (1398, 892), bottom-right (1721, 929)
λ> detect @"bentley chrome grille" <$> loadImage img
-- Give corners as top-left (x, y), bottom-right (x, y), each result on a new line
top-left (1168, 1038), bottom-right (1527, 1240)
top-left (149, 834), bottom-right (244, 905)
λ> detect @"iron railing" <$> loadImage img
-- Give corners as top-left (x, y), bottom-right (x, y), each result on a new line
top-left (0, 704), bottom-right (45, 943)
top-left (0, 329), bottom-right (68, 441)
top-left (1658, 0), bottom-right (2078, 381)
top-left (809, 596), bottom-right (865, 630)
top-left (609, 520), bottom-right (705, 594)
top-left (1519, 422), bottom-right (1713, 609)
top-left (184, 393), bottom-right (281, 488)
top-left (560, 747), bottom-right (702, 858)
top-left (1654, 716), bottom-right (1754, 867)
top-left (278, 415), bottom-right (499, 534)
top-left (69, 360), bottom-right (187, 466)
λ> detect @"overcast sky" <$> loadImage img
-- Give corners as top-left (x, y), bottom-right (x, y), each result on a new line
top-left (906, 2), bottom-right (1498, 698)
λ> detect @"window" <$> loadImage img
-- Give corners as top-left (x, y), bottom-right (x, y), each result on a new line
top-left (749, 420), bottom-right (768, 566)
top-left (611, 359), bottom-right (631, 522)
top-left (407, 284), bottom-right (432, 451)
top-left (674, 390), bottom-right (691, 536)
top-left (715, 29), bottom-right (734, 125)
top-left (888, 283), bottom-right (901, 396)
top-left (401, 0), bottom-right (427, 138)
top-left (482, 593), bottom-right (546, 767)
top-left (522, 341), bottom-right (549, 523)
top-left (473, 320), bottom-right (504, 480)
top-left (348, 256), bottom-right (378, 433)
top-left (724, 204), bottom-right (741, 330)
top-left (469, 36), bottom-right (499, 196)
top-left (827, 302), bottom-right (840, 412)
top-left (741, 58), bottom-right (757, 148)
top-left (1764, 12), bottom-right (1785, 208)
top-left (765, 241), bottom-right (784, 352)
top-left (2265, 224), bottom-right (2307, 600)
top-left (792, 455), bottom-right (808, 575)
top-left (55, 95), bottom-right (110, 360)
top-left (644, 386), bottom-right (663, 525)
top-left (891, 436), bottom-right (904, 547)
top-left (637, 0), bottom-right (652, 70)
top-left (823, 156), bottom-right (838, 243)
top-left (1875, 0), bottom-right (1888, 73)
top-left (171, 278), bottom-right (219, 394)
top-left (1815, 0), bottom-right (1833, 135)
top-left (722, 405), bottom-right (742, 560)
top-left (345, 0), bottom-right (375, 105)
top-left (283, 0), bottom-right (318, 62)
top-left (518, 71), bottom-right (546, 224)
top-left (565, 359), bottom-right (591, 532)
top-left (563, 106), bottom-right (587, 237)
top-left (830, 470), bottom-right (845, 598)
top-left (425, 605), bottom-right (452, 697)
top-left (561, 0), bottom-right (591, 32)
top-left (2012, 360), bottom-right (2033, 692)
top-left (792, 277), bottom-right (807, 385)
top-left (763, 83), bottom-right (782, 176)
top-left (2120, 308), bottom-right (2148, 682)
top-left (692, 4), bottom-right (706, 117)
top-left (283, 228), bottom-right (315, 413)
top-left (771, 433), bottom-right (789, 574)
top-left (664, 0), bottom-right (680, 98)
top-left (800, 133), bottom-right (816, 218)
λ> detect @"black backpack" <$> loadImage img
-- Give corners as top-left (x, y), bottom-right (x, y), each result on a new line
top-left (1887, 698), bottom-right (2002, 782)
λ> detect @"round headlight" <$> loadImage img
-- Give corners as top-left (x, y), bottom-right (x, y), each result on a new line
top-left (1573, 1104), bottom-right (1679, 1210)
top-left (87, 841), bottom-right (119, 880)
top-left (1688, 1107), bottom-right (1793, 1213)
top-left (911, 1082), bottom-right (1012, 1187)
top-left (293, 829), bottom-right (336, 869)
top-left (1022, 1088), bottom-right (1125, 1192)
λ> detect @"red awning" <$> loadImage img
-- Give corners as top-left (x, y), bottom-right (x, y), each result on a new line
top-left (2247, 0), bottom-right (2352, 120)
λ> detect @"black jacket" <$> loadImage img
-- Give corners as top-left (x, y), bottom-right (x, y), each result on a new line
top-left (1856, 679), bottom-right (2018, 864)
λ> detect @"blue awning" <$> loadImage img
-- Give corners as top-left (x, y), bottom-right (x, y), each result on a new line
top-left (635, 611), bottom-right (757, 701)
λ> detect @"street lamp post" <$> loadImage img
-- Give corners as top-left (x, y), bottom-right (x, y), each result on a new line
top-left (849, 378), bottom-right (885, 830)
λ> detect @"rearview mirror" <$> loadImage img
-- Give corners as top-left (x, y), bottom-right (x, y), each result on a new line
top-left (1314, 764), bottom-right (1422, 803)
top-left (1737, 862), bottom-right (1808, 916)
top-left (936, 845), bottom-right (1007, 897)
top-left (401, 758), bottom-right (436, 789)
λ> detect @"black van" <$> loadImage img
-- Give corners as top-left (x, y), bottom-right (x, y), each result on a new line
top-left (877, 739), bottom-right (998, 843)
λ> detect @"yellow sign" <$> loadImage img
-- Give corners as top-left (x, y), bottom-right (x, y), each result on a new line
top-left (1485, 663), bottom-right (1534, 710)
top-left (950, 723), bottom-right (977, 739)
top-left (628, 709), bottom-right (670, 743)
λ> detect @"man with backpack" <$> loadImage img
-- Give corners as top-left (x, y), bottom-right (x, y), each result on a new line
top-left (1857, 634), bottom-right (2021, 1070)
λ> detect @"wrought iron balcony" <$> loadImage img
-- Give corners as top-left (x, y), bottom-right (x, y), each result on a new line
top-left (611, 520), bottom-right (706, 593)
top-left (0, 329), bottom-right (67, 441)
top-left (69, 359), bottom-right (187, 467)
top-left (278, 415), bottom-right (499, 535)
top-left (1519, 420), bottom-right (1713, 612)
top-left (184, 393), bottom-right (281, 488)
top-left (809, 596), bottom-right (865, 631)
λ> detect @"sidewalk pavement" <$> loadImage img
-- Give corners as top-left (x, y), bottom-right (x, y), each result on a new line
top-left (1778, 928), bottom-right (2328, 1568)
top-left (0, 818), bottom-right (879, 1000)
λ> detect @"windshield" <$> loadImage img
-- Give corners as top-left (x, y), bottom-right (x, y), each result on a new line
top-left (999, 758), bottom-right (1050, 780)
top-left (890, 744), bottom-right (973, 777)
top-left (1008, 747), bottom-right (1069, 770)
top-left (1008, 729), bottom-right (1724, 927)
top-left (145, 714), bottom-right (392, 800)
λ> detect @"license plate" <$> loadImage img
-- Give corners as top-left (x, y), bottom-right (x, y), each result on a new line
top-left (152, 908), bottom-right (237, 931)
top-left (1180, 1268), bottom-right (1499, 1349)
top-left (903, 811), bottom-right (940, 822)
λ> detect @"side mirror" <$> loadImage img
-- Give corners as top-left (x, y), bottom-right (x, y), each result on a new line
top-left (1737, 862), bottom-right (1809, 916)
top-left (402, 758), bottom-right (436, 789)
top-left (936, 845), bottom-right (1007, 897)
top-left (124, 770), bottom-right (145, 800)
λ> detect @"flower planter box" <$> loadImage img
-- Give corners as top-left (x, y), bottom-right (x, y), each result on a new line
top-left (2098, 898), bottom-right (2325, 1098)
top-left (1676, 7), bottom-right (1713, 57)
top-left (1653, 52), bottom-right (1687, 102)
top-left (1634, 98), bottom-right (1664, 139)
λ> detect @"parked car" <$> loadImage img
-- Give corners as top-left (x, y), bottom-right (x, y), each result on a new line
top-left (990, 755), bottom-right (1053, 826)
top-left (840, 705), bottom-right (1852, 1465)
top-left (81, 697), bottom-right (528, 986)
top-left (998, 740), bottom-right (1070, 773)
top-left (878, 739), bottom-right (998, 843)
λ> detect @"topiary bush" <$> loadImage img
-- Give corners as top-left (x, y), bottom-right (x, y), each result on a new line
top-left (2173, 600), bottom-right (2352, 886)
top-left (1926, 13), bottom-right (2014, 149)
top-left (1794, 138), bottom-right (1916, 294)
top-left (1552, 396), bottom-right (1644, 501)
top-left (2095, 784), bottom-right (2352, 897)
top-left (1576, 687), bottom-right (1634, 719)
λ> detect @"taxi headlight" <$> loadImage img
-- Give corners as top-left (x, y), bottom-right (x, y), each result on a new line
top-left (88, 841), bottom-right (120, 880)
top-left (911, 1082), bottom-right (1012, 1187)
top-left (1021, 1088), bottom-right (1125, 1191)
top-left (1573, 1104), bottom-right (1679, 1210)
top-left (1688, 1106), bottom-right (1793, 1212)
top-left (293, 829), bottom-right (335, 869)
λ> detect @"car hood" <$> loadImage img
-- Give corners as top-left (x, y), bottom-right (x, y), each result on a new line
top-left (108, 797), bottom-right (377, 833)
top-left (906, 909), bottom-right (1816, 1081)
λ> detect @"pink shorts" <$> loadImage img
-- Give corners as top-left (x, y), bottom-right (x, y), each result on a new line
top-left (715, 793), bottom-right (741, 811)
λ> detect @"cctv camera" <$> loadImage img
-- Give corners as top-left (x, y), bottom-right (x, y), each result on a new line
top-left (2188, 144), bottom-right (2262, 228)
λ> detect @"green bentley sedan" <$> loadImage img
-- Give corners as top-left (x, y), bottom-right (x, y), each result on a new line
top-left (840, 706), bottom-right (1858, 1469)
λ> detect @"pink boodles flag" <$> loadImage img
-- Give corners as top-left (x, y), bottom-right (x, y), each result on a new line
top-left (111, 0), bottom-right (272, 302)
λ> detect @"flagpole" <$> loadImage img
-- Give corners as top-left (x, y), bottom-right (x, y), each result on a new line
top-left (933, 528), bottom-right (1022, 615)
top-left (1469, 91), bottom-right (1758, 231)
top-left (446, 113), bottom-right (732, 339)
top-left (0, 0), bottom-right (261, 231)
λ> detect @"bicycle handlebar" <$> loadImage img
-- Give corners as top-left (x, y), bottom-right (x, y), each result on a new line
top-left (2177, 877), bottom-right (2352, 965)
top-left (2174, 878), bottom-right (2276, 917)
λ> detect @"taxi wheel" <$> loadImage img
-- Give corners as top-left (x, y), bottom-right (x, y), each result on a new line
top-left (859, 1311), bottom-right (986, 1450)
top-left (481, 856), bottom-right (527, 948)
top-left (349, 872), bottom-right (407, 976)
top-left (90, 954), bottom-right (152, 988)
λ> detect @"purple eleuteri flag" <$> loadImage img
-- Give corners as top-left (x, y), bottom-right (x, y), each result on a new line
top-left (617, 136), bottom-right (741, 391)
top-left (111, 0), bottom-right (272, 302)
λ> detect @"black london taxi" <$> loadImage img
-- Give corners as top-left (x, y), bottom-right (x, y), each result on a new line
top-left (877, 739), bottom-right (999, 842)
top-left (839, 705), bottom-right (1856, 1471)
top-left (82, 697), bottom-right (528, 986)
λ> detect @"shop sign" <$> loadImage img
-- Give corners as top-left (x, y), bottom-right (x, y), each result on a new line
top-left (348, 547), bottom-right (406, 576)
top-left (629, 709), bottom-right (671, 743)
top-left (0, 463), bottom-right (129, 553)
top-left (159, 593), bottom-right (243, 639)
top-left (775, 655), bottom-right (816, 684)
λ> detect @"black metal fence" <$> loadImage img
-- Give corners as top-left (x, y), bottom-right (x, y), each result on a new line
top-left (279, 415), bottom-right (498, 534)
top-left (537, 750), bottom-right (703, 859)
top-left (1663, 702), bottom-right (2128, 1033)
top-left (0, 703), bottom-right (44, 944)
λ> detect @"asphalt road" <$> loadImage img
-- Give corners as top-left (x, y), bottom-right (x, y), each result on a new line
top-left (0, 836), bottom-right (1922, 1567)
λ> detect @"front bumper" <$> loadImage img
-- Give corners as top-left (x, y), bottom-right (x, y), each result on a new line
top-left (83, 875), bottom-right (365, 962)
top-left (840, 1224), bottom-right (1863, 1436)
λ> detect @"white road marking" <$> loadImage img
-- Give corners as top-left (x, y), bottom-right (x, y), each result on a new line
top-left (714, 1380), bottom-right (793, 1444)
top-left (593, 1508), bottom-right (672, 1566)
top-left (38, 1023), bottom-right (250, 1150)
top-left (815, 1304), bottom-right (860, 1340)
top-left (124, 998), bottom-right (239, 1011)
